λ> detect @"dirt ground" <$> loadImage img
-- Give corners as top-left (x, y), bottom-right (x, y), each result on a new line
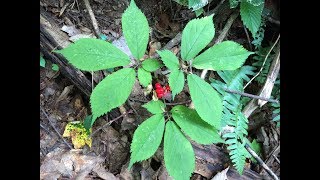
top-left (40, 0), bottom-right (280, 179)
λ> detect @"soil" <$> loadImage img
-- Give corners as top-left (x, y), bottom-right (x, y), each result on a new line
top-left (40, 0), bottom-right (280, 179)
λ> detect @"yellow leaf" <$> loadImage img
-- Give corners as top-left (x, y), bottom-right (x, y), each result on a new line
top-left (63, 121), bottom-right (92, 149)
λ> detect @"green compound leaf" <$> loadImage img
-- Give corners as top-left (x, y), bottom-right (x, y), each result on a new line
top-left (142, 100), bottom-right (165, 114)
top-left (181, 15), bottom-right (215, 61)
top-left (171, 105), bottom-right (224, 144)
top-left (169, 70), bottom-right (185, 100)
top-left (187, 74), bottom-right (222, 129)
top-left (91, 68), bottom-right (136, 125)
top-left (129, 114), bottom-right (165, 169)
top-left (138, 68), bottom-right (152, 87)
top-left (122, 0), bottom-right (149, 60)
top-left (157, 50), bottom-right (180, 70)
top-left (240, 1), bottom-right (264, 38)
top-left (193, 41), bottom-right (254, 71)
top-left (55, 38), bottom-right (130, 71)
top-left (164, 121), bottom-right (195, 180)
top-left (142, 59), bottom-right (162, 72)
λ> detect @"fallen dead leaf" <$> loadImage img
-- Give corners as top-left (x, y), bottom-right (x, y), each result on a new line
top-left (40, 148), bottom-right (110, 180)
top-left (93, 164), bottom-right (119, 180)
top-left (61, 25), bottom-right (81, 37)
top-left (63, 121), bottom-right (92, 149)
top-left (56, 85), bottom-right (74, 104)
top-left (211, 166), bottom-right (229, 180)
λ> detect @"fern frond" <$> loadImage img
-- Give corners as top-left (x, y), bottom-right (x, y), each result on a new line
top-left (211, 66), bottom-right (254, 175)
top-left (211, 65), bottom-right (255, 127)
top-left (224, 136), bottom-right (247, 174)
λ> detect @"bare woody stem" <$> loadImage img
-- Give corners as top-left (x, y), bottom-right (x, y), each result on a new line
top-left (83, 0), bottom-right (101, 37)
top-left (223, 88), bottom-right (279, 103)
top-left (245, 143), bottom-right (279, 180)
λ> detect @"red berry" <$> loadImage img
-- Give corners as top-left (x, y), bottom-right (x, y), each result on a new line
top-left (155, 83), bottom-right (162, 89)
top-left (157, 93), bottom-right (164, 98)
top-left (165, 85), bottom-right (171, 91)
top-left (156, 88), bottom-right (164, 94)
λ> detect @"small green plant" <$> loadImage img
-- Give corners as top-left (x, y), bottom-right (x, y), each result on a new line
top-left (56, 0), bottom-right (255, 177)
top-left (40, 56), bottom-right (60, 71)
top-left (229, 0), bottom-right (264, 39)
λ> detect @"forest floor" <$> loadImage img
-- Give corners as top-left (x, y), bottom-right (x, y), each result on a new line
top-left (40, 0), bottom-right (280, 179)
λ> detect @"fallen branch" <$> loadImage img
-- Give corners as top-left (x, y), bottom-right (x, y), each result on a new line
top-left (200, 11), bottom-right (239, 79)
top-left (245, 143), bottom-right (279, 180)
top-left (40, 106), bottom-right (73, 149)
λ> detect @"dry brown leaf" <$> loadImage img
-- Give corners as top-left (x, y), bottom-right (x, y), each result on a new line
top-left (40, 148), bottom-right (109, 179)
top-left (211, 166), bottom-right (229, 180)
top-left (56, 85), bottom-right (73, 104)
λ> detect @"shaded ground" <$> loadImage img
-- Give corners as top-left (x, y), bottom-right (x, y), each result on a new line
top-left (40, 0), bottom-right (280, 179)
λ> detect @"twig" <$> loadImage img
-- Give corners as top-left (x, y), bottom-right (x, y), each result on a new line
top-left (40, 106), bottom-right (73, 149)
top-left (265, 16), bottom-right (280, 26)
top-left (272, 154), bottom-right (280, 164)
top-left (243, 26), bottom-right (253, 51)
top-left (127, 99), bottom-right (142, 121)
top-left (223, 88), bottom-right (279, 103)
top-left (245, 143), bottom-right (279, 180)
top-left (206, 0), bottom-right (226, 16)
top-left (201, 11), bottom-right (239, 79)
top-left (244, 34), bottom-right (280, 89)
top-left (90, 110), bottom-right (133, 137)
top-left (82, 0), bottom-right (100, 37)
top-left (129, 97), bottom-right (148, 103)
top-left (242, 45), bottom-right (280, 118)
top-left (151, 32), bottom-right (182, 59)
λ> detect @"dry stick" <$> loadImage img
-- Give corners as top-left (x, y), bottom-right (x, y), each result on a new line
top-left (90, 110), bottom-right (133, 137)
top-left (245, 144), bottom-right (279, 180)
top-left (40, 106), bottom-right (73, 149)
top-left (223, 88), bottom-right (279, 103)
top-left (242, 45), bottom-right (280, 118)
top-left (200, 11), bottom-right (239, 79)
top-left (243, 26), bottom-right (253, 51)
top-left (244, 34), bottom-right (280, 89)
top-left (82, 0), bottom-right (100, 37)
top-left (272, 154), bottom-right (280, 164)
top-left (206, 0), bottom-right (226, 16)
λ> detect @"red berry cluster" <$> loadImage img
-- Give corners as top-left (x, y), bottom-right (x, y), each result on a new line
top-left (155, 83), bottom-right (170, 98)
